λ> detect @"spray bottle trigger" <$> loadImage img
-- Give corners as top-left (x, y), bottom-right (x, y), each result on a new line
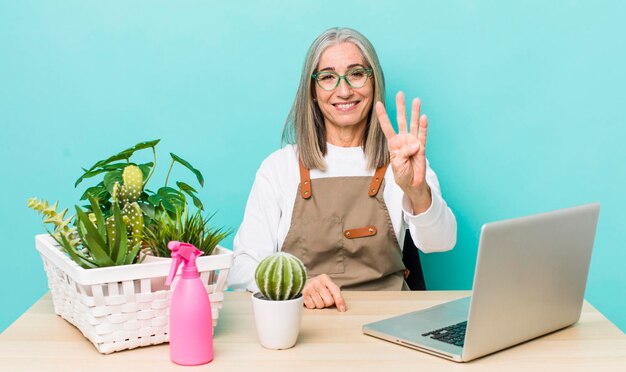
top-left (165, 241), bottom-right (183, 287)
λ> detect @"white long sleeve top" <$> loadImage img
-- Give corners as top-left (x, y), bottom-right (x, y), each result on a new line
top-left (228, 143), bottom-right (457, 292)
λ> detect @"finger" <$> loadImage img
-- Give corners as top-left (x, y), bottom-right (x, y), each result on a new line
top-left (396, 91), bottom-right (408, 134)
top-left (314, 281), bottom-right (336, 307)
top-left (417, 114), bottom-right (428, 150)
top-left (303, 294), bottom-right (315, 309)
top-left (409, 98), bottom-right (421, 138)
top-left (376, 101), bottom-right (396, 140)
top-left (324, 279), bottom-right (347, 312)
top-left (310, 291), bottom-right (325, 308)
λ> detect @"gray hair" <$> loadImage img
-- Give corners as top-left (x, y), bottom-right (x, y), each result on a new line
top-left (282, 27), bottom-right (388, 170)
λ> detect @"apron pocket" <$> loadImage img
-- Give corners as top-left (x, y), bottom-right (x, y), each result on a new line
top-left (297, 217), bottom-right (345, 276)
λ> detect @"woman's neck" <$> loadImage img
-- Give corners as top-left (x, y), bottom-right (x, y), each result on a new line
top-left (325, 121), bottom-right (366, 147)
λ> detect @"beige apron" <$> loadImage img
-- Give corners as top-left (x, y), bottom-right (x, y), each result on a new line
top-left (281, 160), bottom-right (408, 291)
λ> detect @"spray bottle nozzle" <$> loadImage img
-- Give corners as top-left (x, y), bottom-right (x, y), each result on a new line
top-left (165, 241), bottom-right (203, 287)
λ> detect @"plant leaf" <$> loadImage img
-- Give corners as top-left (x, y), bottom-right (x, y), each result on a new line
top-left (147, 194), bottom-right (162, 207)
top-left (87, 195), bottom-right (107, 245)
top-left (74, 168), bottom-right (109, 188)
top-left (53, 230), bottom-right (98, 269)
top-left (77, 139), bottom-right (161, 186)
top-left (125, 243), bottom-right (142, 265)
top-left (138, 162), bottom-right (154, 180)
top-left (138, 201), bottom-right (156, 220)
top-left (103, 170), bottom-right (124, 194)
top-left (177, 181), bottom-right (204, 210)
top-left (175, 181), bottom-right (198, 194)
top-left (110, 202), bottom-right (124, 264)
top-left (158, 186), bottom-right (186, 213)
top-left (130, 139), bottom-right (160, 152)
top-left (170, 153), bottom-right (204, 187)
top-left (75, 206), bottom-right (115, 266)
top-left (80, 182), bottom-right (107, 201)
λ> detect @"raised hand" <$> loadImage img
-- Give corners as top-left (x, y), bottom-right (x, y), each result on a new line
top-left (376, 91), bottom-right (432, 214)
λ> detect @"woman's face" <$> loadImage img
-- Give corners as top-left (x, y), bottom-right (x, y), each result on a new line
top-left (314, 42), bottom-right (374, 133)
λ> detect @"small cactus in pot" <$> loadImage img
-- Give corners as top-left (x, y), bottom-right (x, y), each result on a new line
top-left (252, 252), bottom-right (308, 350)
top-left (255, 252), bottom-right (307, 301)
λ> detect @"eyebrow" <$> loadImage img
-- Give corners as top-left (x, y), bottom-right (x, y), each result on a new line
top-left (318, 63), bottom-right (365, 72)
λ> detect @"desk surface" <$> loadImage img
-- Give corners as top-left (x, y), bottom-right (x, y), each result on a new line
top-left (1, 291), bottom-right (625, 371)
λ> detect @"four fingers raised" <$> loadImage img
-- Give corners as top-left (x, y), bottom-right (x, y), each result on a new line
top-left (377, 94), bottom-right (428, 145)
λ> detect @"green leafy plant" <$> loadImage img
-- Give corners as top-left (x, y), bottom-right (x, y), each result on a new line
top-left (255, 253), bottom-right (307, 301)
top-left (74, 139), bottom-right (205, 222)
top-left (143, 207), bottom-right (232, 258)
top-left (29, 139), bottom-right (231, 268)
top-left (29, 195), bottom-right (142, 268)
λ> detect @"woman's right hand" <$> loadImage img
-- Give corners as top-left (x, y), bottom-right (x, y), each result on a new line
top-left (302, 274), bottom-right (347, 312)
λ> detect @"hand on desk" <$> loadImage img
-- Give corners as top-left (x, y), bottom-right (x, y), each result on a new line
top-left (302, 274), bottom-right (347, 312)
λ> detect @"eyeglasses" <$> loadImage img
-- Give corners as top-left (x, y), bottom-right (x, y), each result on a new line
top-left (311, 67), bottom-right (373, 91)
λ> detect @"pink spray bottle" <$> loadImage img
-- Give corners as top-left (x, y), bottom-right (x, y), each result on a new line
top-left (165, 241), bottom-right (214, 366)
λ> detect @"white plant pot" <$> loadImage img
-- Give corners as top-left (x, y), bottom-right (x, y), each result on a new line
top-left (251, 292), bottom-right (303, 350)
top-left (139, 250), bottom-right (171, 291)
top-left (139, 248), bottom-right (221, 291)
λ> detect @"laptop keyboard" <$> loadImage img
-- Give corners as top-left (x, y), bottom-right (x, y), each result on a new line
top-left (421, 321), bottom-right (467, 347)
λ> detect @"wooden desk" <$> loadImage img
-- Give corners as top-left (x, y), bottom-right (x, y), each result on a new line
top-left (1, 291), bottom-right (625, 371)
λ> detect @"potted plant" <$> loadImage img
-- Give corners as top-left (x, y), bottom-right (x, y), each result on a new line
top-left (27, 139), bottom-right (233, 354)
top-left (141, 206), bottom-right (232, 290)
top-left (143, 207), bottom-right (232, 261)
top-left (252, 252), bottom-right (307, 350)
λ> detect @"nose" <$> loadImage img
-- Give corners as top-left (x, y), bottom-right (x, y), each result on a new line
top-left (336, 77), bottom-right (353, 98)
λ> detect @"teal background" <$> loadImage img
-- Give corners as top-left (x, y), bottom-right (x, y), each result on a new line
top-left (1, 1), bottom-right (624, 334)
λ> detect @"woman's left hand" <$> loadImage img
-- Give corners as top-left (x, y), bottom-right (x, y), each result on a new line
top-left (376, 91), bottom-right (432, 214)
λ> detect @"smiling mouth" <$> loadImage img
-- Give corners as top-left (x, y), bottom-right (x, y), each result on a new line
top-left (332, 101), bottom-right (359, 112)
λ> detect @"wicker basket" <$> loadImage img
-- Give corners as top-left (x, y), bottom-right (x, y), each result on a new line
top-left (34, 234), bottom-right (233, 354)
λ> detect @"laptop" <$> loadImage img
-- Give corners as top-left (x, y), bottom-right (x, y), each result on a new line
top-left (362, 203), bottom-right (600, 362)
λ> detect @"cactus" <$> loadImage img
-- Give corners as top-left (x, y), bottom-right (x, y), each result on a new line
top-left (72, 195), bottom-right (142, 268)
top-left (27, 198), bottom-right (81, 250)
top-left (255, 252), bottom-right (307, 301)
top-left (108, 165), bottom-right (144, 248)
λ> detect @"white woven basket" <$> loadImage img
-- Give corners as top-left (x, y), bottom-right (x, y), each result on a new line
top-left (34, 234), bottom-right (233, 354)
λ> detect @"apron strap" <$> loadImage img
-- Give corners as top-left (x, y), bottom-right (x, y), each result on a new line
top-left (368, 163), bottom-right (389, 197)
top-left (299, 160), bottom-right (388, 199)
top-left (298, 159), bottom-right (312, 199)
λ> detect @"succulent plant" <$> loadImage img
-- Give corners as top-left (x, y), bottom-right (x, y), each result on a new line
top-left (255, 252), bottom-right (307, 301)
top-left (27, 194), bottom-right (142, 269)
top-left (28, 198), bottom-right (81, 251)
top-left (69, 195), bottom-right (142, 268)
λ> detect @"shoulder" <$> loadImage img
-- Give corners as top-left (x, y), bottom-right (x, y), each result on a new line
top-left (254, 145), bottom-right (300, 191)
top-left (258, 145), bottom-right (298, 174)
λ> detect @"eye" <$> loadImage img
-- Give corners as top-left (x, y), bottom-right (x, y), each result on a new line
top-left (348, 69), bottom-right (366, 78)
top-left (318, 73), bottom-right (336, 81)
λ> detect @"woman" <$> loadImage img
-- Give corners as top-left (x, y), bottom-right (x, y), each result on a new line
top-left (228, 27), bottom-right (456, 311)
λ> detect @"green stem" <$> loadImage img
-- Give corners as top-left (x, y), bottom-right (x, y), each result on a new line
top-left (144, 146), bottom-right (157, 186)
top-left (164, 158), bottom-right (175, 187)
